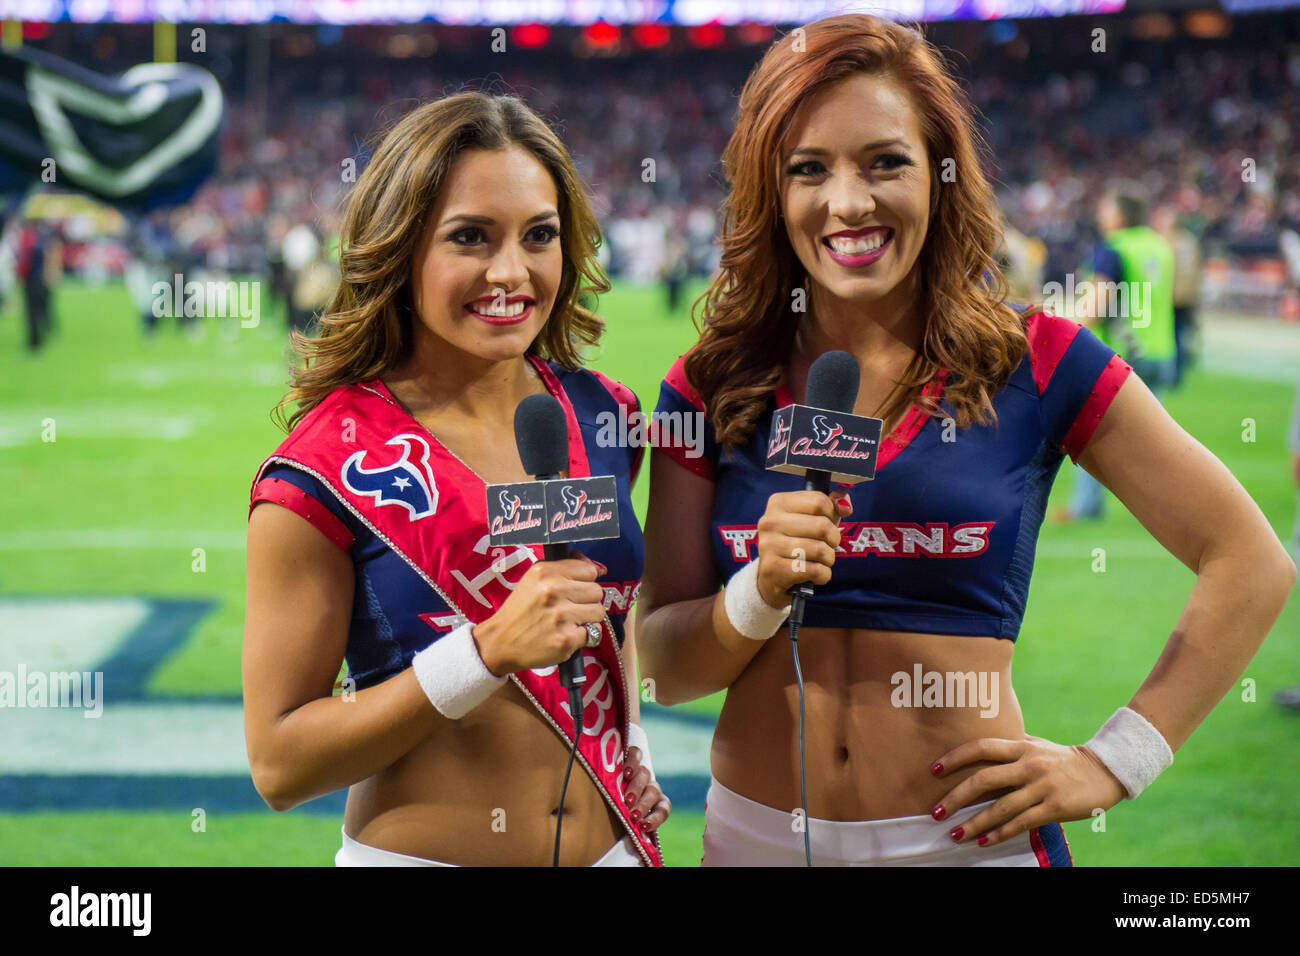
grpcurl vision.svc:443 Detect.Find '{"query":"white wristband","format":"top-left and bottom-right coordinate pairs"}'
top-left (1084, 706), bottom-right (1174, 799)
top-left (411, 621), bottom-right (507, 719)
top-left (627, 721), bottom-right (655, 781)
top-left (723, 560), bottom-right (791, 640)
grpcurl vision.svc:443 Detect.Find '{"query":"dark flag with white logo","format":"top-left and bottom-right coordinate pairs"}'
top-left (0, 46), bottom-right (223, 211)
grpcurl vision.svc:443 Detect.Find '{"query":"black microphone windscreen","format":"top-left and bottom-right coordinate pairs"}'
top-left (515, 393), bottom-right (569, 477)
top-left (804, 350), bottom-right (860, 414)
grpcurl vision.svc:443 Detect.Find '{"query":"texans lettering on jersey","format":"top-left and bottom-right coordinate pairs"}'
top-left (717, 522), bottom-right (995, 562)
top-left (654, 309), bottom-right (1132, 640)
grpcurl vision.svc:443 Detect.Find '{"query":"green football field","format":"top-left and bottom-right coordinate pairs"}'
top-left (1, 277), bottom-right (1297, 866)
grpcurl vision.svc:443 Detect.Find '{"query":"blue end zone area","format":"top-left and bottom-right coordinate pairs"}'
top-left (0, 595), bottom-right (713, 815)
top-left (88, 596), bottom-right (223, 702)
top-left (0, 773), bottom-right (712, 815)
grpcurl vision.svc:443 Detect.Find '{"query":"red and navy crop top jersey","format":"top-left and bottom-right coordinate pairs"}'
top-left (652, 309), bottom-right (1132, 640)
top-left (248, 361), bottom-right (645, 691)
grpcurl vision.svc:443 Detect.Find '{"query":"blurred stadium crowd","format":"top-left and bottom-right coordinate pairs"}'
top-left (4, 12), bottom-right (1300, 346)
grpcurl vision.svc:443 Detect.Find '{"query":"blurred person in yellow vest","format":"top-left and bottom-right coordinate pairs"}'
top-left (1057, 182), bottom-right (1175, 522)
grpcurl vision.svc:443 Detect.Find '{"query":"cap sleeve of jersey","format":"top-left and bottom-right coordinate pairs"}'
top-left (651, 352), bottom-right (719, 480)
top-left (250, 463), bottom-right (356, 555)
top-left (1026, 310), bottom-right (1133, 463)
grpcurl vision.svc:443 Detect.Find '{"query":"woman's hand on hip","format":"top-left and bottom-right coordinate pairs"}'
top-left (929, 735), bottom-right (1126, 848)
top-left (622, 745), bottom-right (670, 834)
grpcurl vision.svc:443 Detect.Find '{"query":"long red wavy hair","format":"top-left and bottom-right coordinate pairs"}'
top-left (685, 15), bottom-right (1027, 452)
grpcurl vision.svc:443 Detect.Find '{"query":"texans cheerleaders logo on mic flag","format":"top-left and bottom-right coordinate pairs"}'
top-left (561, 484), bottom-right (588, 515)
top-left (341, 433), bottom-right (440, 520)
top-left (766, 405), bottom-right (882, 484)
top-left (499, 489), bottom-right (522, 519)
top-left (811, 414), bottom-right (844, 445)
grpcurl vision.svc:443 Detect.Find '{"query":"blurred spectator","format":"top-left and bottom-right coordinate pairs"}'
top-left (1061, 182), bottom-right (1176, 523)
top-left (1274, 384), bottom-right (1300, 712)
top-left (18, 220), bottom-right (61, 353)
top-left (1153, 204), bottom-right (1203, 386)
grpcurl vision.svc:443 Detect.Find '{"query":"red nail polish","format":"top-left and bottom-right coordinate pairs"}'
top-left (949, 826), bottom-right (964, 842)
top-left (625, 793), bottom-right (634, 807)
top-left (931, 762), bottom-right (943, 776)
top-left (623, 767), bottom-right (632, 779)
top-left (630, 808), bottom-right (641, 823)
top-left (931, 805), bottom-right (946, 821)
top-left (640, 820), bottom-right (650, 832)
top-left (977, 835), bottom-right (989, 847)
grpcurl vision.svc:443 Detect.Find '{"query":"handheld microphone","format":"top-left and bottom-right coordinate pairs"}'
top-left (513, 392), bottom-right (587, 868)
top-left (787, 350), bottom-right (861, 626)
top-left (513, 393), bottom-right (588, 693)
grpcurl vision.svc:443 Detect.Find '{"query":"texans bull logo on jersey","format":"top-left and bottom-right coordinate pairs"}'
top-left (561, 484), bottom-right (588, 515)
top-left (341, 433), bottom-right (439, 520)
top-left (811, 414), bottom-right (844, 445)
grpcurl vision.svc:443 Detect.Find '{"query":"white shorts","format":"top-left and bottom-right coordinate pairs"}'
top-left (701, 776), bottom-right (1049, 867)
top-left (334, 826), bottom-right (645, 867)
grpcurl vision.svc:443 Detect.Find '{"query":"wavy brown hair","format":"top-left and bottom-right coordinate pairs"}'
top-left (272, 91), bottom-right (610, 433)
top-left (685, 15), bottom-right (1027, 452)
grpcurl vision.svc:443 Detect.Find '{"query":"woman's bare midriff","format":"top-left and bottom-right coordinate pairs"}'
top-left (343, 682), bottom-right (627, 866)
top-left (711, 626), bottom-right (1024, 821)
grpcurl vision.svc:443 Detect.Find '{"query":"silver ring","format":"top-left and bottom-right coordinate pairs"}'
top-left (585, 622), bottom-right (602, 647)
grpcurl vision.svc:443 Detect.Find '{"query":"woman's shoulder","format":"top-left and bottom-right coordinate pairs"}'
top-left (546, 359), bottom-right (642, 418)
top-left (657, 348), bottom-right (705, 413)
top-left (247, 379), bottom-right (387, 527)
top-left (1006, 302), bottom-right (1133, 461)
top-left (1014, 303), bottom-right (1122, 394)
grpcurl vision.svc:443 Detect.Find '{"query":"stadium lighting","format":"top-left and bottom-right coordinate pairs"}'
top-left (513, 23), bottom-right (550, 49)
top-left (686, 22), bottom-right (725, 48)
top-left (632, 23), bottom-right (671, 49)
top-left (582, 21), bottom-right (621, 48)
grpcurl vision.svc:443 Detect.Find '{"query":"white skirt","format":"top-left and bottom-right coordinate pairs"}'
top-left (701, 776), bottom-right (1046, 866)
top-left (334, 825), bottom-right (645, 867)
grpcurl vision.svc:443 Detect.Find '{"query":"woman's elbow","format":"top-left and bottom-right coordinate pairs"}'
top-left (1250, 541), bottom-right (1297, 617)
top-left (634, 612), bottom-right (687, 706)
top-left (640, 668), bottom-right (689, 708)
top-left (247, 737), bottom-right (304, 812)
top-left (250, 765), bottom-right (295, 812)
top-left (1273, 545), bottom-right (1298, 598)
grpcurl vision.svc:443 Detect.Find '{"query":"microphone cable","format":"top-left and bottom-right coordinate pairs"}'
top-left (553, 683), bottom-right (585, 867)
top-left (788, 582), bottom-right (814, 867)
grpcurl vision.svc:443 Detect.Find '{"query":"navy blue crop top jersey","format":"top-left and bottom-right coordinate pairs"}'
top-left (652, 309), bottom-right (1133, 640)
top-left (249, 362), bottom-right (646, 691)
